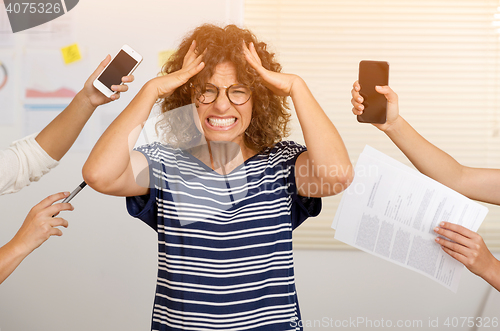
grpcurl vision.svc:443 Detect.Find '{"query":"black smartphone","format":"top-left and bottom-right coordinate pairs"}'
top-left (357, 60), bottom-right (389, 124)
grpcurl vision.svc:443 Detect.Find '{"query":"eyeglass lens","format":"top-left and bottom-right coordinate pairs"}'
top-left (198, 83), bottom-right (251, 105)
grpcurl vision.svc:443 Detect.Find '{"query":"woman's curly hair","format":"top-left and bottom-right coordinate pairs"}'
top-left (158, 24), bottom-right (290, 152)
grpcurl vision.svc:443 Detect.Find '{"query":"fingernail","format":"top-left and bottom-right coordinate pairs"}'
top-left (64, 192), bottom-right (70, 196)
top-left (433, 227), bottom-right (439, 233)
top-left (440, 222), bottom-right (445, 226)
top-left (435, 237), bottom-right (440, 242)
top-left (358, 98), bottom-right (362, 102)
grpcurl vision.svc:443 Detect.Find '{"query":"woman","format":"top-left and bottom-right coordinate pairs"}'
top-left (0, 56), bottom-right (133, 284)
top-left (83, 24), bottom-right (353, 330)
top-left (351, 81), bottom-right (500, 292)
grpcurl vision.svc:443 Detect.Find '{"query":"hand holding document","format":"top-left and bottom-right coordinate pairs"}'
top-left (332, 146), bottom-right (488, 292)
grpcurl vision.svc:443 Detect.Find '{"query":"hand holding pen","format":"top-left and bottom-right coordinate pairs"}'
top-left (52, 181), bottom-right (86, 217)
top-left (1, 191), bottom-right (75, 284)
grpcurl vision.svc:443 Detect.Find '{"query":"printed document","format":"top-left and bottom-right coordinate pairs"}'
top-left (332, 145), bottom-right (488, 292)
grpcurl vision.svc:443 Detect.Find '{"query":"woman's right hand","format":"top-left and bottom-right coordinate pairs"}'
top-left (434, 222), bottom-right (500, 282)
top-left (151, 40), bottom-right (205, 99)
top-left (11, 192), bottom-right (73, 254)
top-left (351, 81), bottom-right (401, 132)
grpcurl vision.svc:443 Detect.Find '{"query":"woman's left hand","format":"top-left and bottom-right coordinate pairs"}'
top-left (243, 42), bottom-right (297, 97)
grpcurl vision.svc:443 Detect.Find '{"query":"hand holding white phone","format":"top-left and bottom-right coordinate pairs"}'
top-left (93, 45), bottom-right (143, 98)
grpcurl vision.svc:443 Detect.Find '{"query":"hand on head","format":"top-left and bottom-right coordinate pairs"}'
top-left (153, 40), bottom-right (205, 99)
top-left (12, 192), bottom-right (73, 254)
top-left (351, 80), bottom-right (400, 131)
top-left (156, 34), bottom-right (295, 102)
top-left (242, 41), bottom-right (298, 97)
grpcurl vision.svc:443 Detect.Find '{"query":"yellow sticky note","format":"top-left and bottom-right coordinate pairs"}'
top-left (61, 44), bottom-right (82, 65)
top-left (158, 50), bottom-right (175, 68)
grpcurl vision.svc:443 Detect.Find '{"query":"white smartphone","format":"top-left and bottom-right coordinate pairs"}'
top-left (93, 45), bottom-right (143, 98)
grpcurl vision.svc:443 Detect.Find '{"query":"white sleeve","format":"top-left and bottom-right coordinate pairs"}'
top-left (0, 133), bottom-right (59, 196)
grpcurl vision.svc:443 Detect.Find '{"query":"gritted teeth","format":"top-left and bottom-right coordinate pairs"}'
top-left (208, 117), bottom-right (236, 127)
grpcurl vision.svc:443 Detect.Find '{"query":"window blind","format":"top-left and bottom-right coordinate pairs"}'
top-left (245, 0), bottom-right (500, 250)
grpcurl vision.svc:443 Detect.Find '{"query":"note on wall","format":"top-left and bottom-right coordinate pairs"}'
top-left (61, 43), bottom-right (82, 64)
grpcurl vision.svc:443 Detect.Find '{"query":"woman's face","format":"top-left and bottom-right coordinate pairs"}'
top-left (194, 62), bottom-right (253, 150)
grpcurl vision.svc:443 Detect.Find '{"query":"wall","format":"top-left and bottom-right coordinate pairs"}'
top-left (293, 250), bottom-right (499, 331)
top-left (0, 1), bottom-right (498, 330)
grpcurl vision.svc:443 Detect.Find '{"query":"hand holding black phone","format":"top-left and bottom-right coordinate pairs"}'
top-left (357, 60), bottom-right (389, 124)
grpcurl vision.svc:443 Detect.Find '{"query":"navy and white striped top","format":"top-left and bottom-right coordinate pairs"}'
top-left (127, 140), bottom-right (321, 331)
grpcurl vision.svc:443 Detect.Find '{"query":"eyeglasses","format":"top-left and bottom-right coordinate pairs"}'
top-left (195, 83), bottom-right (252, 106)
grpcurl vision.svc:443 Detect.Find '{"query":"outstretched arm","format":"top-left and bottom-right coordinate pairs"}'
top-left (434, 222), bottom-right (500, 291)
top-left (244, 42), bottom-right (353, 197)
top-left (351, 82), bottom-right (500, 205)
top-left (83, 41), bottom-right (205, 197)
top-left (0, 192), bottom-right (73, 284)
top-left (35, 55), bottom-right (134, 161)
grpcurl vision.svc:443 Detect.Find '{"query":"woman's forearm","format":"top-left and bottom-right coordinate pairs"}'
top-left (82, 83), bottom-right (158, 193)
top-left (0, 240), bottom-right (28, 285)
top-left (383, 117), bottom-right (500, 204)
top-left (35, 56), bottom-right (134, 161)
top-left (383, 116), bottom-right (471, 193)
top-left (291, 77), bottom-right (353, 190)
top-left (481, 258), bottom-right (500, 292)
top-left (35, 91), bottom-right (96, 161)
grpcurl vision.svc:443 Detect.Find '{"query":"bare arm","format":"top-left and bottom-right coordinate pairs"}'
top-left (35, 55), bottom-right (133, 161)
top-left (292, 78), bottom-right (353, 197)
top-left (434, 222), bottom-right (500, 291)
top-left (244, 42), bottom-right (353, 197)
top-left (83, 41), bottom-right (205, 197)
top-left (351, 82), bottom-right (500, 204)
top-left (0, 192), bottom-right (72, 284)
top-left (82, 84), bottom-right (157, 197)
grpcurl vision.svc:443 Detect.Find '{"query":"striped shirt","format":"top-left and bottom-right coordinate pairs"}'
top-left (127, 140), bottom-right (321, 331)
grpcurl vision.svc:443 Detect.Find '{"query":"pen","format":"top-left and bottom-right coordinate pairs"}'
top-left (62, 181), bottom-right (87, 203)
top-left (52, 181), bottom-right (86, 217)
